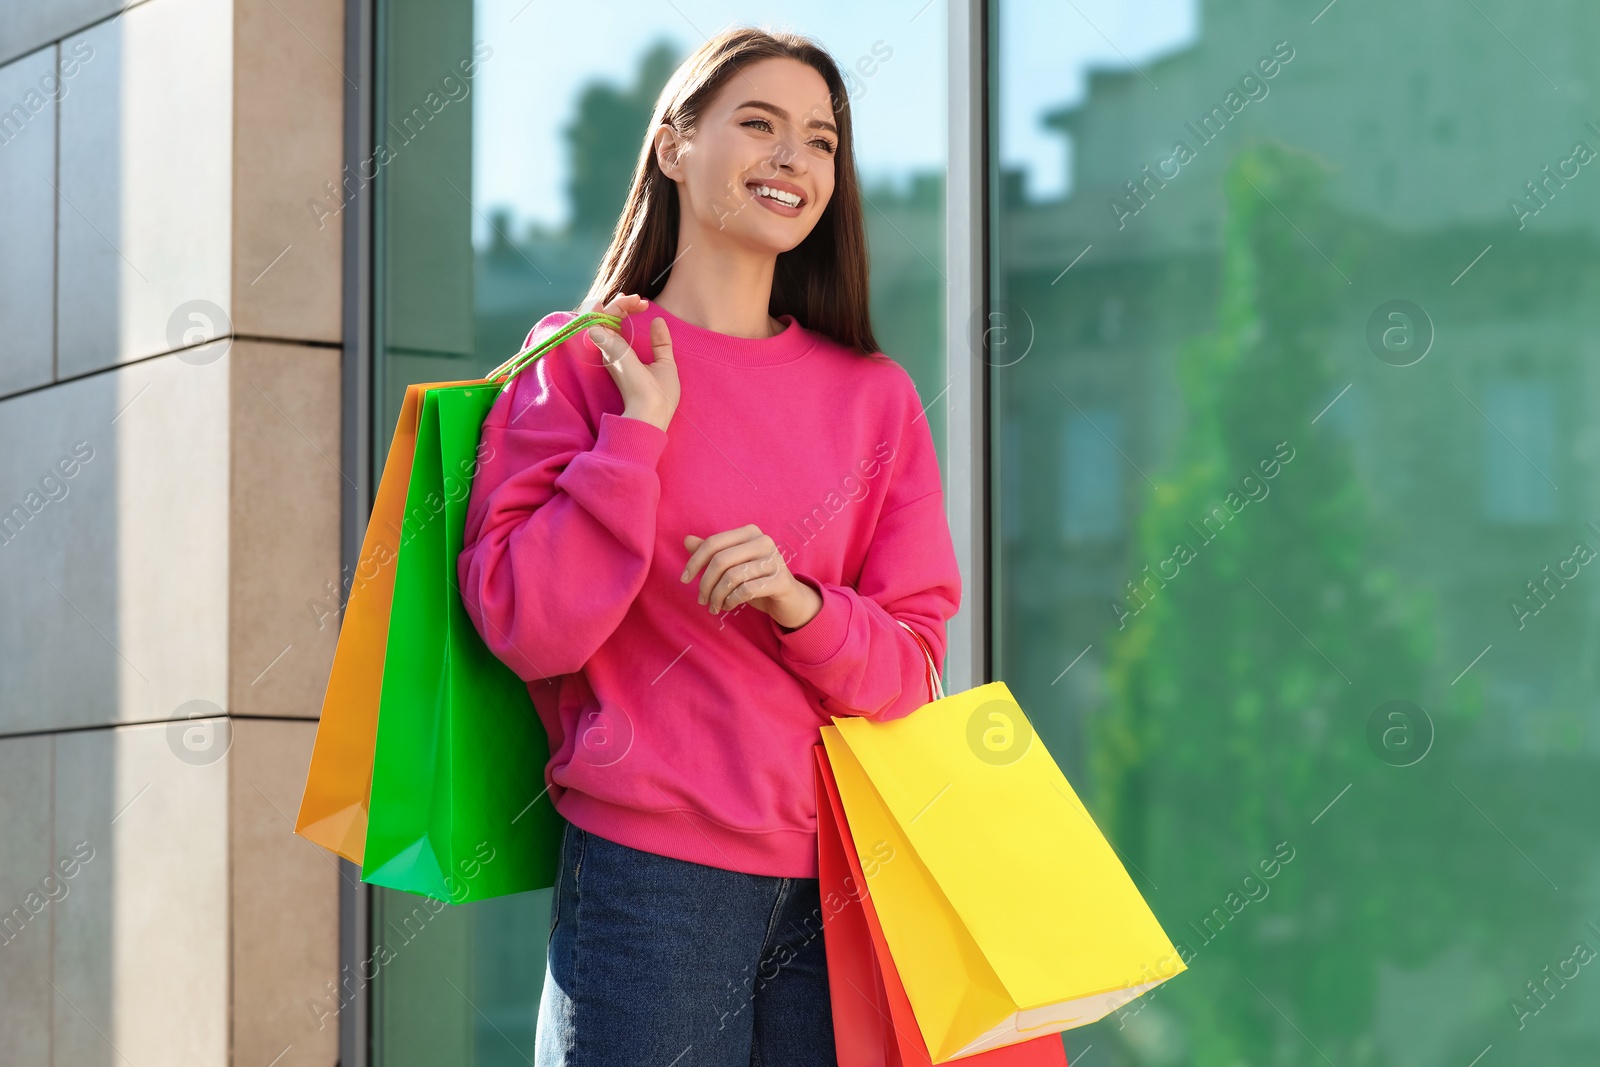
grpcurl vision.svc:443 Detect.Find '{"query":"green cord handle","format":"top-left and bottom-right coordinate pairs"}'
top-left (489, 310), bottom-right (623, 393)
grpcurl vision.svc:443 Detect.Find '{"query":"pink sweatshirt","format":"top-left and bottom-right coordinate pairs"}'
top-left (456, 302), bottom-right (962, 877)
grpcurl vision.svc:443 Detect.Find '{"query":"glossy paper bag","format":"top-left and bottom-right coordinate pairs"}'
top-left (358, 312), bottom-right (618, 902)
top-left (815, 745), bottom-right (1069, 1067)
top-left (359, 381), bottom-right (563, 903)
top-left (295, 379), bottom-right (477, 863)
top-left (298, 310), bottom-right (619, 899)
top-left (820, 682), bottom-right (1185, 1061)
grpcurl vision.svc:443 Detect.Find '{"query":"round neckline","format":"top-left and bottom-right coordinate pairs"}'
top-left (644, 302), bottom-right (815, 368)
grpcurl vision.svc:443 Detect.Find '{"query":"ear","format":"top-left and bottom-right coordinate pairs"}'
top-left (654, 123), bottom-right (686, 177)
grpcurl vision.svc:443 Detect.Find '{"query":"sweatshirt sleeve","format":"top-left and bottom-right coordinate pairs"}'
top-left (456, 313), bottom-right (669, 681)
top-left (766, 366), bottom-right (963, 722)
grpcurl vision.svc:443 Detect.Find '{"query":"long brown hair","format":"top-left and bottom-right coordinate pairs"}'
top-left (581, 26), bottom-right (882, 358)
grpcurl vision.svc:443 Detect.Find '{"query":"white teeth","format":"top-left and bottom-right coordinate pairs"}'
top-left (750, 183), bottom-right (801, 207)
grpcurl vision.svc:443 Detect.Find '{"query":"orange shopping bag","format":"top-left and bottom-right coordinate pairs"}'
top-left (294, 379), bottom-right (477, 862)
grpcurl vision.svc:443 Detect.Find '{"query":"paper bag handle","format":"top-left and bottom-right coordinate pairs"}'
top-left (488, 310), bottom-right (624, 390)
top-left (897, 619), bottom-right (945, 703)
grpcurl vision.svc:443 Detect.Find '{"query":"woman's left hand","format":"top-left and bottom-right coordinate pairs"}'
top-left (680, 525), bottom-right (822, 629)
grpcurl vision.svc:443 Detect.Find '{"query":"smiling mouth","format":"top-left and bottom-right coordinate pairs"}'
top-left (746, 181), bottom-right (805, 209)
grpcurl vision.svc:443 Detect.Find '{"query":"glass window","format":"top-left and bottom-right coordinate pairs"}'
top-left (995, 0), bottom-right (1600, 1061)
top-left (1001, 419), bottom-right (1024, 545)
top-left (1060, 408), bottom-right (1125, 543)
top-left (1481, 375), bottom-right (1559, 524)
top-left (368, 3), bottom-right (947, 1062)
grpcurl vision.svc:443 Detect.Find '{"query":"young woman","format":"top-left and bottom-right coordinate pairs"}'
top-left (456, 25), bottom-right (961, 1066)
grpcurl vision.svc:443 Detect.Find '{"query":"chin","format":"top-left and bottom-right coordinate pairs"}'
top-left (738, 221), bottom-right (811, 256)
top-left (730, 234), bottom-right (800, 257)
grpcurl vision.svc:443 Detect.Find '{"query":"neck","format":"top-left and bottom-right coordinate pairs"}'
top-left (652, 234), bottom-right (782, 339)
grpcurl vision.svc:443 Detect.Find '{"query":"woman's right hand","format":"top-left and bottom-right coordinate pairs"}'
top-left (584, 295), bottom-right (679, 433)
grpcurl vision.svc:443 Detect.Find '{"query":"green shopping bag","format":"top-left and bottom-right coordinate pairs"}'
top-left (360, 310), bottom-right (621, 904)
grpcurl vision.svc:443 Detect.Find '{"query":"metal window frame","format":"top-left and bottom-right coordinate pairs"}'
top-left (339, 0), bottom-right (375, 1061)
top-left (336, 0), bottom-right (991, 1060)
top-left (946, 0), bottom-right (992, 692)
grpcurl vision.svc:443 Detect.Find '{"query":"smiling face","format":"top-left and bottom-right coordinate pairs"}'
top-left (655, 56), bottom-right (839, 256)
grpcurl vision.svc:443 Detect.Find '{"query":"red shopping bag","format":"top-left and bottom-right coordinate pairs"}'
top-left (815, 745), bottom-right (1069, 1067)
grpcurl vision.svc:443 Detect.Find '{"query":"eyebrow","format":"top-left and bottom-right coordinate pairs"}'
top-left (735, 99), bottom-right (838, 136)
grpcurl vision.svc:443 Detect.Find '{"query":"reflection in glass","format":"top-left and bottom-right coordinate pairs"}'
top-left (996, 0), bottom-right (1600, 1062)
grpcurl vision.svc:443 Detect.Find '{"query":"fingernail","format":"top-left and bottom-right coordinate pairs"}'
top-left (587, 326), bottom-right (602, 339)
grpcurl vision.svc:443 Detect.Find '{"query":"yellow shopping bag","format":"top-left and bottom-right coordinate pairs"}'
top-left (820, 641), bottom-right (1185, 1063)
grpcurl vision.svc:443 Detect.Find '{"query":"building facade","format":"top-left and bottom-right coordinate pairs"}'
top-left (0, 0), bottom-right (344, 1063)
top-left (4, 0), bottom-right (1600, 1064)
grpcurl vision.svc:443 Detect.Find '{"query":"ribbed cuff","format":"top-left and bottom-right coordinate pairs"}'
top-left (594, 410), bottom-right (669, 468)
top-left (773, 572), bottom-right (851, 664)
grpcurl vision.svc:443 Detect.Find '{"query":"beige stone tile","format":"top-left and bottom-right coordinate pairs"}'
top-left (230, 341), bottom-right (341, 717)
top-left (53, 720), bottom-right (230, 1065)
top-left (231, 718), bottom-right (341, 1065)
top-left (0, 734), bottom-right (53, 1067)
top-left (231, 0), bottom-right (343, 344)
top-left (57, 0), bottom-right (233, 377)
top-left (0, 350), bottom-right (229, 735)
top-left (0, 340), bottom-right (339, 732)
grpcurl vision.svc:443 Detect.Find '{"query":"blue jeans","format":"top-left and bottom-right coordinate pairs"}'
top-left (535, 821), bottom-right (839, 1066)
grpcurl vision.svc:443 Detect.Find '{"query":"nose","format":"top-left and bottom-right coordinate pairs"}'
top-left (774, 142), bottom-right (806, 176)
top-left (765, 130), bottom-right (806, 172)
